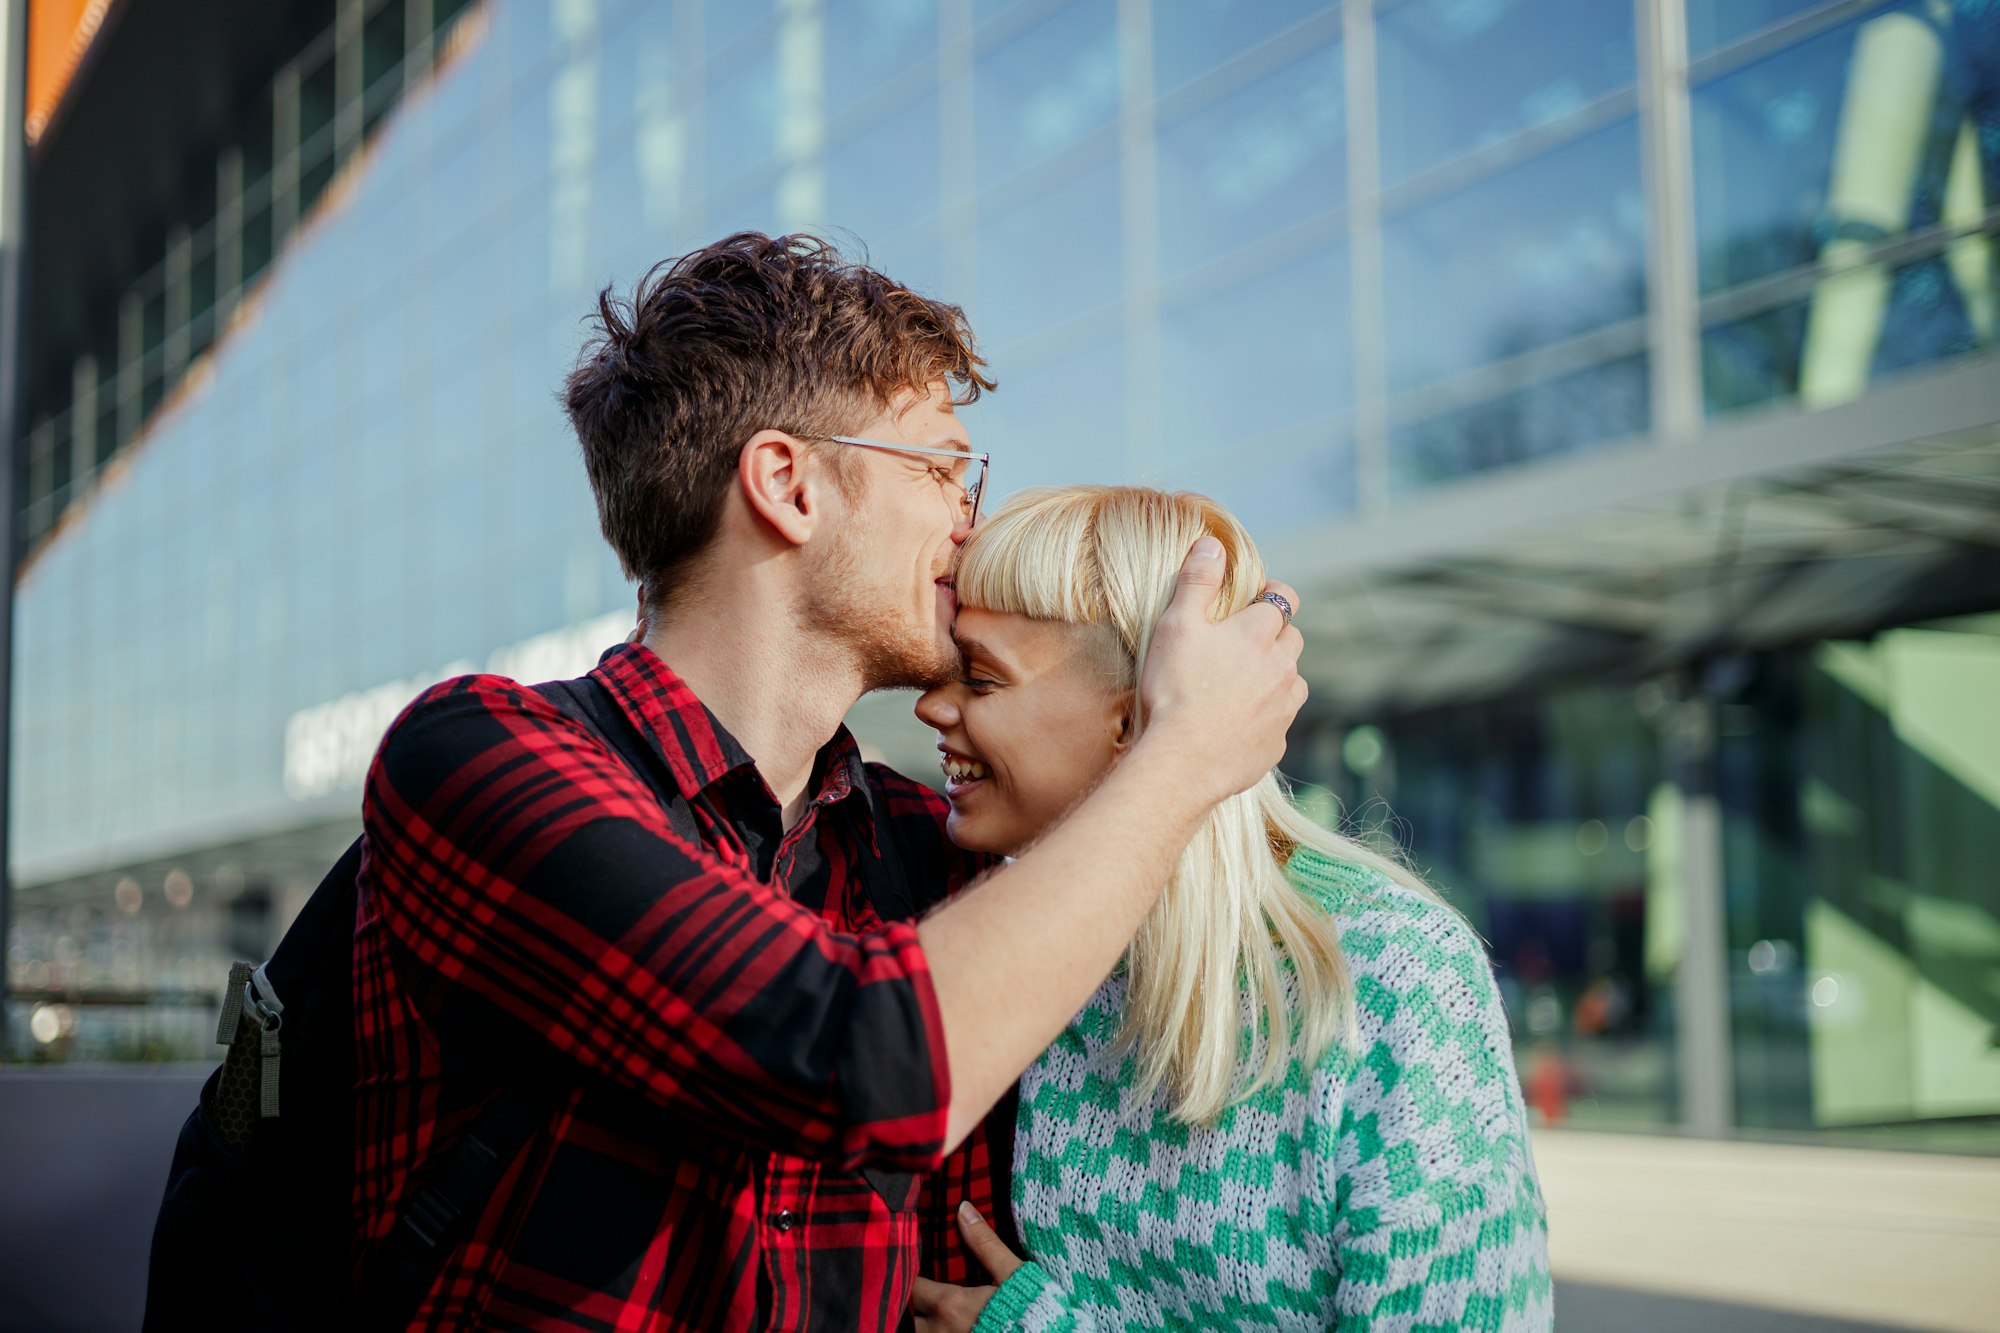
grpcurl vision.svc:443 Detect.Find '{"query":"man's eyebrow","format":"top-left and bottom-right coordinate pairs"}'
top-left (929, 436), bottom-right (972, 454)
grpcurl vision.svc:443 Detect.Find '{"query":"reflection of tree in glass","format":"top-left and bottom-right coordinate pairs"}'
top-left (1800, 1), bottom-right (1997, 406)
top-left (1398, 357), bottom-right (1649, 487)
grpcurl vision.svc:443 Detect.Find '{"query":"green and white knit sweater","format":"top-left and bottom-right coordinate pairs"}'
top-left (972, 849), bottom-right (1552, 1332)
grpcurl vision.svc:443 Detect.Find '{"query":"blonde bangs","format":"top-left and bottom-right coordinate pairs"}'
top-left (952, 486), bottom-right (1115, 631)
top-left (954, 486), bottom-right (1266, 667)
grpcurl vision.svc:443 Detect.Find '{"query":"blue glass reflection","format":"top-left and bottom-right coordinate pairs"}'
top-left (967, 334), bottom-right (1130, 492)
top-left (1383, 120), bottom-right (1647, 390)
top-left (708, 0), bottom-right (778, 58)
top-left (821, 95), bottom-right (943, 249)
top-left (707, 44), bottom-right (781, 197)
top-left (1692, 2), bottom-right (2000, 294)
top-left (975, 0), bottom-right (1120, 185)
top-left (1173, 432), bottom-right (1358, 544)
top-left (424, 139), bottom-right (483, 257)
top-left (1687, 0), bottom-right (1836, 56)
top-left (824, 0), bottom-right (937, 116)
top-left (1152, 0), bottom-right (1334, 92)
top-left (976, 158), bottom-right (1122, 350)
top-left (1156, 42), bottom-right (1345, 276)
top-left (1376, 0), bottom-right (1635, 183)
top-left (1159, 248), bottom-right (1351, 469)
top-left (1392, 356), bottom-right (1649, 489)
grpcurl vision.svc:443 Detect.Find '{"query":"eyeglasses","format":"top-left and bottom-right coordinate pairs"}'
top-left (825, 435), bottom-right (991, 525)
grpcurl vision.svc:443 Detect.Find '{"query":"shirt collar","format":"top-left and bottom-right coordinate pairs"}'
top-left (590, 642), bottom-right (874, 821)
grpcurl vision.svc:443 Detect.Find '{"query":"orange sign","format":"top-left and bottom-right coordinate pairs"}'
top-left (27, 0), bottom-right (114, 145)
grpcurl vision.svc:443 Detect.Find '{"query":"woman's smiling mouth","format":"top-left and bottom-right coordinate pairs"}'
top-left (939, 747), bottom-right (990, 794)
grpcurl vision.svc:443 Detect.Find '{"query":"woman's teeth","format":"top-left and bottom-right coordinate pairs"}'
top-left (942, 754), bottom-right (990, 784)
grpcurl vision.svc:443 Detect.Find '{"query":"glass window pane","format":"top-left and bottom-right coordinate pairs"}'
top-left (1152, 0), bottom-right (1333, 92)
top-left (821, 95), bottom-right (942, 247)
top-left (1376, 0), bottom-right (1636, 184)
top-left (967, 333), bottom-right (1129, 493)
top-left (1175, 432), bottom-right (1358, 544)
top-left (1324, 687), bottom-right (1680, 1133)
top-left (708, 43), bottom-right (782, 197)
top-left (1687, 0), bottom-right (1835, 56)
top-left (1692, 3), bottom-right (2000, 295)
top-left (1722, 622), bottom-right (2000, 1147)
top-left (1383, 120), bottom-right (1648, 391)
top-left (241, 199), bottom-right (274, 289)
top-left (190, 238), bottom-right (217, 329)
top-left (824, 0), bottom-right (937, 117)
top-left (976, 159), bottom-right (1122, 350)
top-left (1156, 41), bottom-right (1345, 276)
top-left (1392, 356), bottom-right (1649, 491)
top-left (300, 50), bottom-right (337, 152)
top-left (364, 0), bottom-right (408, 98)
top-left (975, 0), bottom-right (1120, 186)
top-left (709, 0), bottom-right (778, 58)
top-left (1159, 248), bottom-right (1351, 471)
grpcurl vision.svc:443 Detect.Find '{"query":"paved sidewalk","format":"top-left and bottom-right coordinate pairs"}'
top-left (1533, 1130), bottom-right (2000, 1332)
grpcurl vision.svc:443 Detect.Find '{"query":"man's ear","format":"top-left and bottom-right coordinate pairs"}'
top-left (738, 430), bottom-right (821, 548)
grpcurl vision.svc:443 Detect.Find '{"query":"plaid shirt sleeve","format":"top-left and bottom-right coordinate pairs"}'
top-left (864, 764), bottom-right (1023, 1284)
top-left (361, 673), bottom-right (951, 1174)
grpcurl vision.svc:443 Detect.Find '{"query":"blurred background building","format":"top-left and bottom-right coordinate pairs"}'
top-left (5, 0), bottom-right (1998, 1177)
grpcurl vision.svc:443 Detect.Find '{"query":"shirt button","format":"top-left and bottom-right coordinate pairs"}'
top-left (772, 1210), bottom-right (797, 1233)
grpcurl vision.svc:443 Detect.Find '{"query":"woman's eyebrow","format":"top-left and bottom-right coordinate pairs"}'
top-left (951, 633), bottom-right (1005, 667)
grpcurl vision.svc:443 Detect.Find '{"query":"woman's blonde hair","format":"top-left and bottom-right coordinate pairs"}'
top-left (955, 485), bottom-right (1446, 1124)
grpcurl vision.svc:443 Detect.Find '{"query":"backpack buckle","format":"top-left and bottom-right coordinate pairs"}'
top-left (399, 1186), bottom-right (461, 1252)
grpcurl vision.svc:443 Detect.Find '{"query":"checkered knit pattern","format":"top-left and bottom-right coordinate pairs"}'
top-left (973, 849), bottom-right (1552, 1332)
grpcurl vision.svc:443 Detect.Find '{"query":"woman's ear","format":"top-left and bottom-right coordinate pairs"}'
top-left (1110, 687), bottom-right (1138, 753)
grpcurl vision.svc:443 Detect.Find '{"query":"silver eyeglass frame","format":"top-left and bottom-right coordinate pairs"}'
top-left (826, 435), bottom-right (991, 524)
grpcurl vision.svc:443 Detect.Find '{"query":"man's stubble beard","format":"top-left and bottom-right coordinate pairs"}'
top-left (799, 519), bottom-right (957, 693)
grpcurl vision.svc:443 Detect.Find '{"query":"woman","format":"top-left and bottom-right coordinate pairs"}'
top-left (909, 487), bottom-right (1551, 1332)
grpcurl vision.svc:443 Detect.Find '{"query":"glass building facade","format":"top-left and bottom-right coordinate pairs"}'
top-left (8, 0), bottom-right (2000, 1151)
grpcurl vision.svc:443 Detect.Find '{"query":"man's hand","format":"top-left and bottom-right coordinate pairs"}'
top-left (911, 1202), bottom-right (1023, 1333)
top-left (1136, 535), bottom-right (1306, 804)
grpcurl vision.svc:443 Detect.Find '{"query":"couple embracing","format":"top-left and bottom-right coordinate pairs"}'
top-left (354, 232), bottom-right (1552, 1331)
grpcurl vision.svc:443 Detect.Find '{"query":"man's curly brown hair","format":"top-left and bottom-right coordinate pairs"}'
top-left (563, 232), bottom-right (995, 614)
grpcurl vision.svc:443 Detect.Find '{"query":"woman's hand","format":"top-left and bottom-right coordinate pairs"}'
top-left (626, 588), bottom-right (648, 645)
top-left (912, 1202), bottom-right (1025, 1333)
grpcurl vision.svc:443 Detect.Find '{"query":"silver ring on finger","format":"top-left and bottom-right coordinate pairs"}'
top-left (1256, 590), bottom-right (1294, 624)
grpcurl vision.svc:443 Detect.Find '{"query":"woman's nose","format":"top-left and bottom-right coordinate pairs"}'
top-left (914, 684), bottom-right (960, 730)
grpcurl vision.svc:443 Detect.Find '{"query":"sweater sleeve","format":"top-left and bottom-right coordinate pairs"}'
top-left (970, 1261), bottom-right (1105, 1333)
top-left (1326, 900), bottom-right (1554, 1331)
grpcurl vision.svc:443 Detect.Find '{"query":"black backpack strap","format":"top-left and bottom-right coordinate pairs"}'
top-left (359, 1089), bottom-right (554, 1331)
top-left (357, 674), bottom-right (686, 1328)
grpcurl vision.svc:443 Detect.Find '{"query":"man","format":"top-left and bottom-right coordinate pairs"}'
top-left (356, 233), bottom-right (1306, 1331)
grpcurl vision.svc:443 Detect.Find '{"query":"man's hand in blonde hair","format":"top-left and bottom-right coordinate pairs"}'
top-left (1137, 536), bottom-right (1306, 805)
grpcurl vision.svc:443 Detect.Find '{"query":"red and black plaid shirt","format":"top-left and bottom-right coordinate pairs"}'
top-left (356, 643), bottom-right (1009, 1331)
